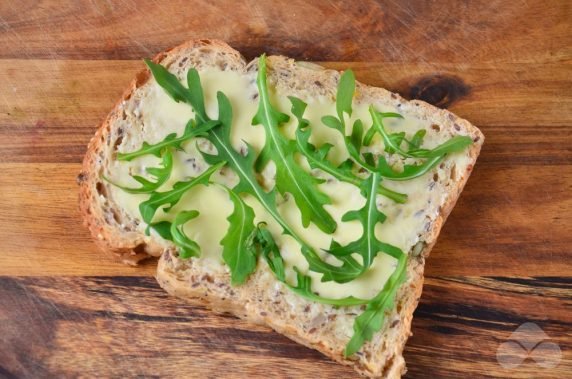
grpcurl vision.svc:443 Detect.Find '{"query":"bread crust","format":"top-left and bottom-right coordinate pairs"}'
top-left (79, 39), bottom-right (483, 377)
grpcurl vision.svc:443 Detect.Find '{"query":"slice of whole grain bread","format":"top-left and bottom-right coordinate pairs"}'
top-left (78, 39), bottom-right (483, 378)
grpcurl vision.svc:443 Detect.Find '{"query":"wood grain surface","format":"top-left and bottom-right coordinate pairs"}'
top-left (0, 1), bottom-right (571, 378)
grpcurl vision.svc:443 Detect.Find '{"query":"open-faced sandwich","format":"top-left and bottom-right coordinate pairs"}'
top-left (79, 39), bottom-right (483, 378)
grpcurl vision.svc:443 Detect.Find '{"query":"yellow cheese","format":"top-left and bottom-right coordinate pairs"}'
top-left (108, 67), bottom-right (464, 300)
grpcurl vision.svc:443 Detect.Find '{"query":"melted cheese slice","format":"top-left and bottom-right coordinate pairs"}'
top-left (108, 67), bottom-right (463, 300)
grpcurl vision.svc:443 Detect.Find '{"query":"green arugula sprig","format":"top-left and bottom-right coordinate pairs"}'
top-left (362, 112), bottom-right (407, 148)
top-left (253, 55), bottom-right (336, 234)
top-left (249, 223), bottom-right (286, 281)
top-left (328, 172), bottom-right (403, 276)
top-left (290, 96), bottom-right (407, 204)
top-left (220, 188), bottom-right (257, 285)
top-left (105, 149), bottom-right (173, 193)
top-left (115, 59), bottom-right (219, 163)
top-left (251, 221), bottom-right (408, 352)
top-left (139, 161), bottom-right (224, 224)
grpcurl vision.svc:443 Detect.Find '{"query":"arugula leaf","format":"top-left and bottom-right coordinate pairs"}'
top-left (250, 224), bottom-right (369, 306)
top-left (148, 220), bottom-right (173, 240)
top-left (201, 93), bottom-right (309, 257)
top-left (146, 213), bottom-right (201, 259)
top-left (328, 173), bottom-right (404, 274)
top-left (144, 59), bottom-right (208, 124)
top-left (185, 68), bottom-right (209, 123)
top-left (201, 92), bottom-right (280, 226)
top-left (303, 246), bottom-right (364, 284)
top-left (221, 188), bottom-right (257, 285)
top-left (408, 129), bottom-right (426, 149)
top-left (105, 149), bottom-right (173, 193)
top-left (344, 252), bottom-right (407, 357)
top-left (147, 214), bottom-right (202, 260)
top-left (363, 126), bottom-right (376, 147)
top-left (290, 97), bottom-right (407, 203)
top-left (370, 107), bottom-right (472, 159)
top-left (383, 132), bottom-right (406, 154)
top-left (171, 210), bottom-right (201, 258)
top-left (138, 161), bottom-right (225, 224)
top-left (336, 70), bottom-right (356, 123)
top-left (117, 119), bottom-right (219, 161)
top-left (322, 115), bottom-right (344, 133)
top-left (252, 55), bottom-right (336, 234)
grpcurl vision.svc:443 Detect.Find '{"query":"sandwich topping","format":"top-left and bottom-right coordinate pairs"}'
top-left (106, 55), bottom-right (472, 355)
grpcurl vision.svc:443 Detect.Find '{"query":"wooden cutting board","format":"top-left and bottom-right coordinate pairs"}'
top-left (0, 1), bottom-right (570, 378)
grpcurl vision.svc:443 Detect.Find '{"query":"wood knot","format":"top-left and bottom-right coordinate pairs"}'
top-left (409, 74), bottom-right (469, 108)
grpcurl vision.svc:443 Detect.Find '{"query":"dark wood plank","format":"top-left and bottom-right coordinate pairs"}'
top-left (0, 276), bottom-right (569, 378)
top-left (0, 60), bottom-right (570, 164)
top-left (0, 1), bottom-right (569, 63)
top-left (0, 276), bottom-right (356, 378)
